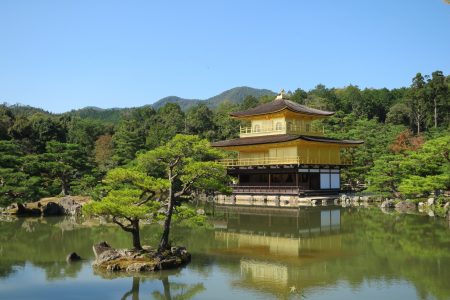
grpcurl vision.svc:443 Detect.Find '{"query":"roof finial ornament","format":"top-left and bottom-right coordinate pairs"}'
top-left (275, 89), bottom-right (285, 100)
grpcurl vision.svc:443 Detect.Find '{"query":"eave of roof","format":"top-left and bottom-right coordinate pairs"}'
top-left (230, 99), bottom-right (335, 118)
top-left (211, 134), bottom-right (364, 148)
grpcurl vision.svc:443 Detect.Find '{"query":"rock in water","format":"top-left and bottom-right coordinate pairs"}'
top-left (59, 197), bottom-right (83, 216)
top-left (93, 241), bottom-right (112, 259)
top-left (443, 202), bottom-right (450, 213)
top-left (92, 243), bottom-right (191, 273)
top-left (381, 200), bottom-right (395, 208)
top-left (66, 252), bottom-right (82, 263)
top-left (16, 203), bottom-right (41, 216)
top-left (41, 202), bottom-right (64, 216)
top-left (395, 201), bottom-right (416, 213)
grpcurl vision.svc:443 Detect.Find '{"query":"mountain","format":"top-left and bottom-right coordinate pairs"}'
top-left (151, 86), bottom-right (276, 111)
top-left (204, 86), bottom-right (276, 109)
top-left (63, 86), bottom-right (276, 123)
top-left (151, 96), bottom-right (202, 111)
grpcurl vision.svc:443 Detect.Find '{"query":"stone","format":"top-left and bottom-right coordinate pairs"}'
top-left (443, 202), bottom-right (450, 213)
top-left (59, 197), bottom-right (83, 216)
top-left (171, 246), bottom-right (187, 256)
top-left (93, 241), bottom-right (112, 259)
top-left (196, 209), bottom-right (205, 215)
top-left (418, 202), bottom-right (425, 207)
top-left (96, 249), bottom-right (122, 264)
top-left (66, 252), bottom-right (81, 263)
top-left (395, 201), bottom-right (416, 213)
top-left (351, 196), bottom-right (360, 202)
top-left (428, 210), bottom-right (435, 217)
top-left (16, 203), bottom-right (41, 216)
top-left (381, 200), bottom-right (395, 208)
top-left (427, 198), bottom-right (435, 206)
top-left (360, 196), bottom-right (370, 202)
top-left (41, 202), bottom-right (64, 216)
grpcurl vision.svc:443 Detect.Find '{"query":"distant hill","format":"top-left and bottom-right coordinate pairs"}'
top-left (50, 86), bottom-right (276, 123)
top-left (152, 86), bottom-right (276, 110)
top-left (204, 86), bottom-right (276, 109)
top-left (152, 96), bottom-right (202, 111)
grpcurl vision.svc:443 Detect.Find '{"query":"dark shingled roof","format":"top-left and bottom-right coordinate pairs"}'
top-left (230, 99), bottom-right (335, 118)
top-left (211, 134), bottom-right (364, 147)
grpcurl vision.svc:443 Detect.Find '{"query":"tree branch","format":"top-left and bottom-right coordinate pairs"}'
top-left (135, 191), bottom-right (156, 206)
top-left (112, 216), bottom-right (133, 232)
top-left (175, 174), bottom-right (202, 198)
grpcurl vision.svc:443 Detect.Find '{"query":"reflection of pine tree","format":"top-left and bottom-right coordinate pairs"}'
top-left (151, 277), bottom-right (206, 300)
top-left (121, 277), bottom-right (140, 300)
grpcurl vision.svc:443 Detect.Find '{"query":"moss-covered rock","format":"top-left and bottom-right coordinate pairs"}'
top-left (92, 242), bottom-right (190, 273)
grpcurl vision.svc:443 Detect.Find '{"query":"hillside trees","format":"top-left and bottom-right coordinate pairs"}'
top-left (0, 141), bottom-right (44, 206)
top-left (367, 134), bottom-right (450, 197)
top-left (185, 104), bottom-right (216, 139)
top-left (426, 71), bottom-right (449, 129)
top-left (40, 142), bottom-right (91, 195)
top-left (94, 134), bottom-right (115, 172)
top-left (146, 103), bottom-right (185, 149)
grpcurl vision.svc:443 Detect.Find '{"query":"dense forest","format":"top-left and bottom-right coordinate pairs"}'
top-left (0, 71), bottom-right (449, 207)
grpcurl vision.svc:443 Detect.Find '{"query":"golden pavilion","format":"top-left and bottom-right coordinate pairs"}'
top-left (211, 90), bottom-right (363, 200)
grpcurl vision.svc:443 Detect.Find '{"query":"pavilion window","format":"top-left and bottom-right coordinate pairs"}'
top-left (275, 122), bottom-right (282, 131)
top-left (253, 124), bottom-right (261, 132)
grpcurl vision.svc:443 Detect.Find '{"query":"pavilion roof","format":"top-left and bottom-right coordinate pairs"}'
top-left (211, 134), bottom-right (364, 148)
top-left (230, 98), bottom-right (335, 118)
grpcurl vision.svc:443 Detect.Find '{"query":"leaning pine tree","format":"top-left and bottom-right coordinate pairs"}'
top-left (136, 134), bottom-right (230, 252)
top-left (83, 168), bottom-right (169, 250)
top-left (83, 134), bottom-right (229, 253)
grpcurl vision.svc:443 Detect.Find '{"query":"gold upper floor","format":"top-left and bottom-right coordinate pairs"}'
top-left (240, 120), bottom-right (323, 137)
top-left (238, 111), bottom-right (325, 138)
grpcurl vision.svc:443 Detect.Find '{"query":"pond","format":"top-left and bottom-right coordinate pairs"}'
top-left (1, 205), bottom-right (450, 300)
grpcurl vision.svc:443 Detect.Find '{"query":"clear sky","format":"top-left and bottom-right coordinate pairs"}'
top-left (0, 0), bottom-right (449, 113)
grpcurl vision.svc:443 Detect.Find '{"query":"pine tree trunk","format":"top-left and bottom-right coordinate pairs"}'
top-left (158, 182), bottom-right (174, 252)
top-left (434, 97), bottom-right (437, 128)
top-left (61, 176), bottom-right (69, 196)
top-left (162, 277), bottom-right (172, 300)
top-left (131, 219), bottom-right (142, 251)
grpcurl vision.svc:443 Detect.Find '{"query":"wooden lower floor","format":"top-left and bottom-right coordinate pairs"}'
top-left (227, 165), bottom-right (341, 196)
top-left (215, 194), bottom-right (340, 207)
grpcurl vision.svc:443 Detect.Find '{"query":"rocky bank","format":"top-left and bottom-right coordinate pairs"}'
top-left (1, 196), bottom-right (90, 217)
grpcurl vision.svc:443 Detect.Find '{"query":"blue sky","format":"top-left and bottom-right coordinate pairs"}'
top-left (0, 0), bottom-right (449, 113)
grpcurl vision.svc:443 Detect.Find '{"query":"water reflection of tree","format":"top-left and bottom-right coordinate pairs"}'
top-left (118, 276), bottom-right (205, 300)
top-left (152, 277), bottom-right (205, 300)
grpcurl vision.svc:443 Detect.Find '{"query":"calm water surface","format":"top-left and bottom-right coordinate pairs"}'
top-left (1, 206), bottom-right (450, 300)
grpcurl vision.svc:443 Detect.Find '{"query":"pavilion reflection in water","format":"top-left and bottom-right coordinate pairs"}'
top-left (212, 206), bottom-right (344, 296)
